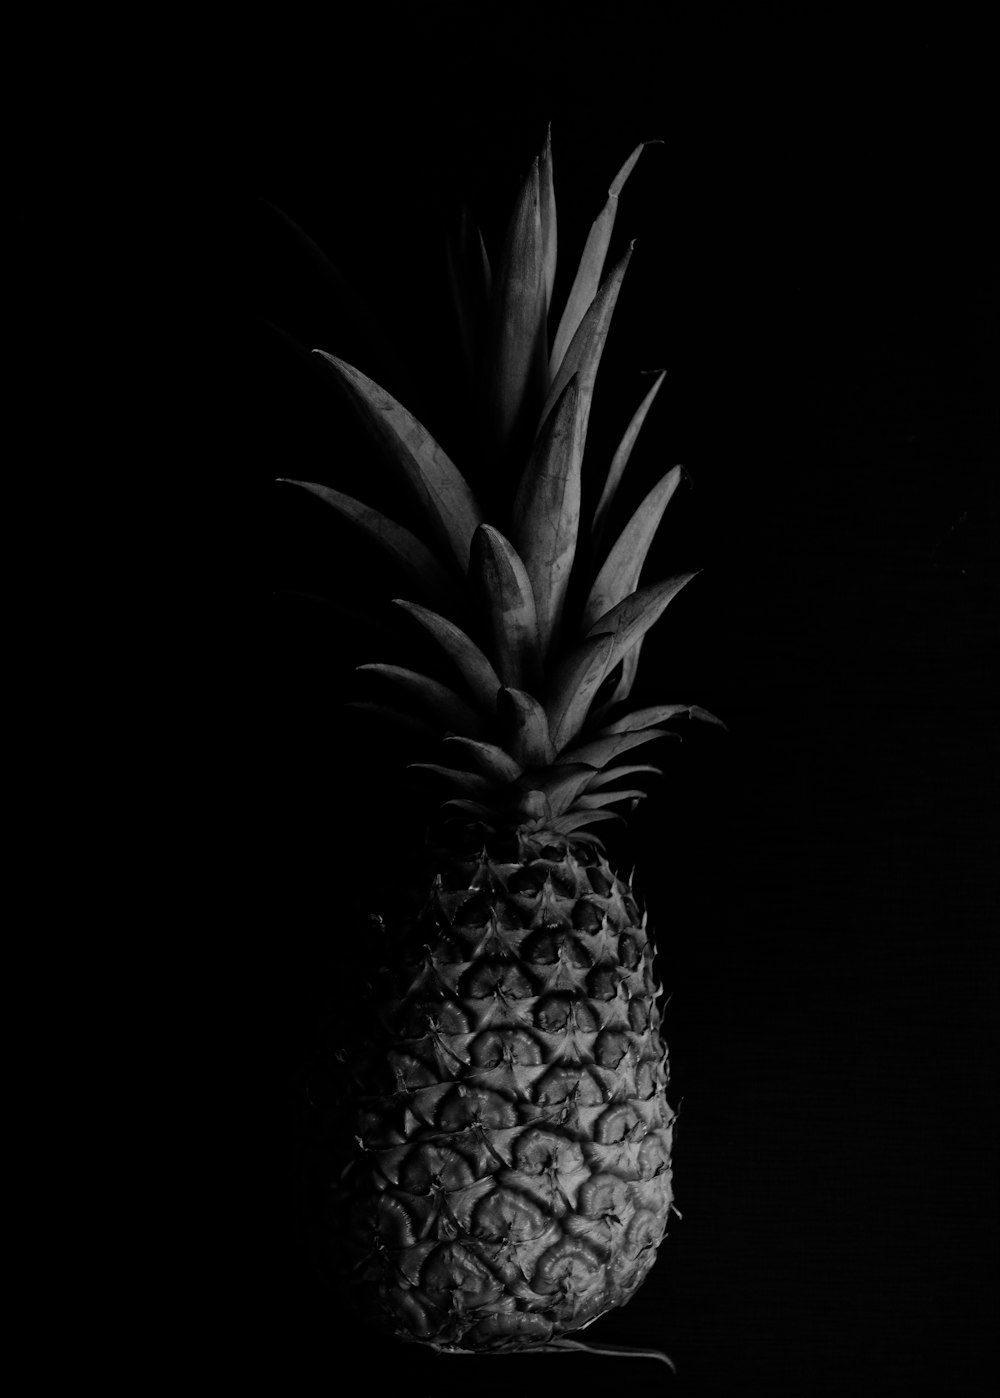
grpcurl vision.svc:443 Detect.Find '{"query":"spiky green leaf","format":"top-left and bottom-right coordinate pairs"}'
top-left (531, 763), bottom-right (600, 817)
top-left (550, 809), bottom-right (623, 835)
top-left (549, 142), bottom-right (655, 377)
top-left (358, 664), bottom-right (484, 736)
top-left (498, 688), bottom-right (556, 768)
top-left (442, 798), bottom-right (497, 822)
top-left (560, 727), bottom-right (676, 769)
top-left (574, 787), bottom-right (647, 811)
top-left (443, 736), bottom-right (523, 785)
top-left (583, 763), bottom-right (663, 791)
top-left (470, 525), bottom-right (541, 692)
top-left (545, 633), bottom-right (615, 754)
top-left (278, 480), bottom-right (456, 612)
top-left (583, 466), bottom-right (683, 630)
top-left (483, 157), bottom-right (547, 457)
top-left (542, 243), bottom-right (632, 447)
top-left (587, 572), bottom-right (698, 676)
top-left (392, 599), bottom-right (502, 715)
top-left (592, 371), bottom-right (667, 552)
top-left (314, 351), bottom-right (482, 573)
top-left (598, 703), bottom-right (725, 735)
top-left (590, 636), bottom-right (647, 724)
top-left (539, 125), bottom-right (557, 316)
top-left (510, 376), bottom-right (583, 658)
top-left (408, 764), bottom-right (495, 798)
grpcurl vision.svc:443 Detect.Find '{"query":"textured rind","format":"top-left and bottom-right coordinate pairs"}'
top-left (300, 835), bottom-right (674, 1352)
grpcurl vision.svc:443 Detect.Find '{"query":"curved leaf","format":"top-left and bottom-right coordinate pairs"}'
top-left (583, 464), bottom-right (684, 629)
top-left (539, 124), bottom-right (557, 317)
top-left (541, 243), bottom-right (633, 448)
top-left (574, 787), bottom-right (647, 811)
top-left (358, 664), bottom-right (484, 736)
top-left (498, 688), bottom-right (556, 768)
top-left (592, 634), bottom-right (654, 722)
top-left (545, 633), bottom-right (615, 754)
top-left (470, 525), bottom-right (541, 692)
top-left (442, 736), bottom-right (523, 785)
top-left (597, 703), bottom-right (723, 735)
top-left (392, 599), bottom-right (502, 715)
top-left (510, 376), bottom-right (583, 658)
top-left (277, 480), bottom-right (455, 612)
top-left (408, 764), bottom-right (495, 798)
top-left (483, 156), bottom-right (547, 457)
top-left (549, 141), bottom-right (658, 378)
top-left (530, 763), bottom-right (600, 817)
top-left (314, 351), bottom-right (483, 573)
top-left (592, 371), bottom-right (667, 552)
top-left (583, 764), bottom-right (662, 791)
top-left (550, 809), bottom-right (623, 835)
top-left (442, 798), bottom-right (496, 822)
top-left (587, 573), bottom-right (698, 677)
top-left (559, 727), bottom-right (676, 770)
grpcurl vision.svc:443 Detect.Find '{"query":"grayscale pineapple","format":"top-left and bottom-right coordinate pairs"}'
top-left (282, 130), bottom-right (719, 1355)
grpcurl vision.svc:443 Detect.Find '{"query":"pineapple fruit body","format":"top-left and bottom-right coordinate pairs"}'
top-left (303, 832), bottom-right (674, 1351)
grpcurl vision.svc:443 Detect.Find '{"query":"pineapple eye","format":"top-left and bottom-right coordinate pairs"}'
top-left (453, 889), bottom-right (494, 927)
top-left (507, 868), bottom-right (543, 896)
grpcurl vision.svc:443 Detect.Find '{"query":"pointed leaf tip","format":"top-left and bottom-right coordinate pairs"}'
top-left (484, 155), bottom-right (547, 456)
top-left (471, 525), bottom-right (540, 692)
top-left (550, 141), bottom-right (651, 378)
top-left (276, 479), bottom-right (456, 613)
top-left (313, 351), bottom-right (483, 573)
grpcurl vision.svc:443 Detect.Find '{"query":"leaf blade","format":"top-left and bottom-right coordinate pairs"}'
top-left (482, 157), bottom-right (547, 459)
top-left (583, 465), bottom-right (684, 631)
top-left (583, 763), bottom-right (663, 791)
top-left (443, 736), bottom-right (523, 785)
top-left (470, 525), bottom-right (541, 692)
top-left (314, 351), bottom-right (483, 573)
top-left (510, 376), bottom-right (583, 659)
top-left (597, 703), bottom-right (725, 735)
top-left (498, 688), bottom-right (556, 768)
top-left (539, 124), bottom-right (557, 320)
top-left (592, 371), bottom-right (668, 552)
top-left (277, 480), bottom-right (456, 612)
top-left (392, 599), bottom-right (502, 715)
top-left (408, 764), bottom-right (495, 798)
top-left (549, 141), bottom-right (656, 378)
top-left (574, 788), bottom-right (647, 810)
top-left (545, 633), bottom-right (615, 754)
top-left (560, 727), bottom-right (676, 769)
top-left (358, 664), bottom-right (484, 737)
top-left (541, 243), bottom-right (633, 448)
top-left (587, 572), bottom-right (698, 678)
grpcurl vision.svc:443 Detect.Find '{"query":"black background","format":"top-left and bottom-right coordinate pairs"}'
top-left (240, 7), bottom-right (996, 1394)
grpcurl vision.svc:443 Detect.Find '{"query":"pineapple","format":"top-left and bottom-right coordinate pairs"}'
top-left (281, 131), bottom-right (719, 1357)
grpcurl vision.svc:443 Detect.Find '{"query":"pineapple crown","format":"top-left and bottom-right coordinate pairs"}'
top-left (278, 130), bottom-right (721, 846)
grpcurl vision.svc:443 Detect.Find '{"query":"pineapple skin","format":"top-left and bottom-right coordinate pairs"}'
top-left (300, 831), bottom-right (675, 1352)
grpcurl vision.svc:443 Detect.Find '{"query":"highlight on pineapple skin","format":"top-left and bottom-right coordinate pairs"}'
top-left (281, 129), bottom-right (719, 1354)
